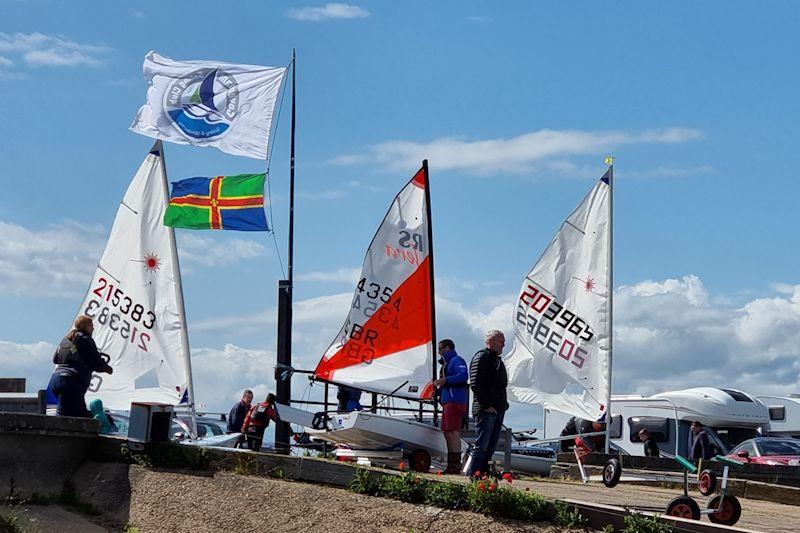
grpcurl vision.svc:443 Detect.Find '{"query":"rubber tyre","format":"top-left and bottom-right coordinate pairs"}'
top-left (602, 458), bottom-right (622, 488)
top-left (707, 495), bottom-right (742, 526)
top-left (666, 495), bottom-right (701, 520)
top-left (409, 449), bottom-right (432, 473)
top-left (698, 469), bottom-right (717, 496)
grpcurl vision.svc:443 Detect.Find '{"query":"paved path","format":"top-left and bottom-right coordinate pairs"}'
top-left (509, 476), bottom-right (793, 532)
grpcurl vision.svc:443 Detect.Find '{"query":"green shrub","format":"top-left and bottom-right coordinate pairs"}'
top-left (553, 500), bottom-right (587, 528)
top-left (623, 511), bottom-right (673, 533)
top-left (349, 469), bottom-right (378, 495)
top-left (424, 481), bottom-right (467, 509)
top-left (378, 472), bottom-right (429, 504)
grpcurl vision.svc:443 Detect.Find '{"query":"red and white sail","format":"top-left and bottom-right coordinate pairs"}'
top-left (505, 170), bottom-right (611, 421)
top-left (314, 166), bottom-right (435, 400)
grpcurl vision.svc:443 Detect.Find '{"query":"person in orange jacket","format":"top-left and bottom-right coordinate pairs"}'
top-left (241, 393), bottom-right (278, 451)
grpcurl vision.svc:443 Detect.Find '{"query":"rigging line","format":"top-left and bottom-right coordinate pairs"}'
top-left (263, 58), bottom-right (292, 280)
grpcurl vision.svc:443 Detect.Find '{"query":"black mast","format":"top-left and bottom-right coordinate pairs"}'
top-left (275, 49), bottom-right (296, 453)
top-left (422, 160), bottom-right (438, 424)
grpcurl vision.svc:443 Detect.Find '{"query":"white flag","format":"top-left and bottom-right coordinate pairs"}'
top-left (130, 51), bottom-right (287, 159)
top-left (505, 172), bottom-right (611, 421)
top-left (80, 142), bottom-right (190, 409)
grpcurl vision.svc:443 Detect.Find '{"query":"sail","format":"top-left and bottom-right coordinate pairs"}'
top-left (314, 166), bottom-right (435, 400)
top-left (79, 142), bottom-right (190, 409)
top-left (505, 171), bottom-right (611, 421)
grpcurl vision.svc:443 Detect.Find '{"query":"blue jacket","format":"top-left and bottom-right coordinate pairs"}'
top-left (439, 350), bottom-right (468, 405)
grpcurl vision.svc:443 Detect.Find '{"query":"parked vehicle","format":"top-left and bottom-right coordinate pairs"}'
top-left (544, 388), bottom-right (769, 458)
top-left (726, 437), bottom-right (800, 466)
top-left (757, 394), bottom-right (800, 438)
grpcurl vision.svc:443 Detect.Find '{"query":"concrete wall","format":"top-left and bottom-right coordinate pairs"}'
top-left (0, 413), bottom-right (99, 498)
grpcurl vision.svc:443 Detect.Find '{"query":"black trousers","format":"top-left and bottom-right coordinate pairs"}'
top-left (49, 369), bottom-right (89, 417)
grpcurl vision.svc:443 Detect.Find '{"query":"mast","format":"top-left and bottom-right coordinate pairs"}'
top-left (275, 49), bottom-right (296, 452)
top-left (156, 139), bottom-right (198, 437)
top-left (604, 156), bottom-right (614, 453)
top-left (422, 160), bottom-right (438, 423)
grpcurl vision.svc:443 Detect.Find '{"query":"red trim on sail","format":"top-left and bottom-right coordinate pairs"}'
top-left (314, 257), bottom-right (433, 380)
top-left (420, 381), bottom-right (435, 400)
top-left (411, 168), bottom-right (426, 189)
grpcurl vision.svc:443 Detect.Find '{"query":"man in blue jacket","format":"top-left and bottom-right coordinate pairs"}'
top-left (434, 338), bottom-right (468, 474)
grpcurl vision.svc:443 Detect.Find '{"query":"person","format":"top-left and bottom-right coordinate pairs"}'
top-left (689, 420), bottom-right (714, 461)
top-left (433, 339), bottom-right (468, 474)
top-left (89, 398), bottom-right (115, 435)
top-left (227, 389), bottom-right (253, 434)
top-left (576, 418), bottom-right (606, 453)
top-left (336, 385), bottom-right (363, 412)
top-left (559, 416), bottom-right (579, 453)
top-left (638, 428), bottom-right (660, 458)
top-left (468, 330), bottom-right (509, 476)
top-left (241, 393), bottom-right (278, 451)
top-left (48, 315), bottom-right (113, 417)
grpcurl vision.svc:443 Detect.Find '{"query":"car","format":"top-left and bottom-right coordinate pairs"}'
top-left (726, 437), bottom-right (800, 466)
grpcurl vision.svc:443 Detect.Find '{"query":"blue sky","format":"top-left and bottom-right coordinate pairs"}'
top-left (2, 1), bottom-right (799, 430)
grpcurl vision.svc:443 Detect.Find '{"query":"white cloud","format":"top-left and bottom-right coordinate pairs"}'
top-left (177, 233), bottom-right (267, 268)
top-left (286, 3), bottom-right (370, 21)
top-left (297, 267), bottom-right (361, 284)
top-left (0, 219), bottom-right (106, 297)
top-left (5, 274), bottom-right (799, 420)
top-left (0, 340), bottom-right (56, 392)
top-left (297, 190), bottom-right (347, 200)
top-left (0, 219), bottom-right (267, 297)
top-left (331, 128), bottom-right (704, 175)
top-left (468, 16), bottom-right (490, 23)
top-left (0, 32), bottom-right (112, 69)
top-left (127, 8), bottom-right (145, 19)
top-left (0, 56), bottom-right (13, 67)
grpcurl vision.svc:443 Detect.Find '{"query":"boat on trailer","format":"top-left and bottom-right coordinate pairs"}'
top-left (278, 163), bottom-right (448, 471)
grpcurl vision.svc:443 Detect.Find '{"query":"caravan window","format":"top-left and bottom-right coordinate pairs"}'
top-left (769, 406), bottom-right (786, 421)
top-left (628, 417), bottom-right (670, 443)
top-left (609, 415), bottom-right (622, 439)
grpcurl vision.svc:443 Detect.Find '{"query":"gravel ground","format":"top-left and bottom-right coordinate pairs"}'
top-left (125, 467), bottom-right (582, 533)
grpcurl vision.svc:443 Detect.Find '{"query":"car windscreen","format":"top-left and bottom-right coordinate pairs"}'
top-left (759, 439), bottom-right (800, 456)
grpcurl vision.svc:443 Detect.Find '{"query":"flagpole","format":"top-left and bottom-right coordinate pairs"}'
top-left (604, 157), bottom-right (614, 453)
top-left (275, 49), bottom-right (296, 453)
top-left (422, 160), bottom-right (438, 425)
top-left (156, 140), bottom-right (198, 438)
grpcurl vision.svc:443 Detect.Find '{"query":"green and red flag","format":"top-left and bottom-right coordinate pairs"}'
top-left (164, 173), bottom-right (269, 231)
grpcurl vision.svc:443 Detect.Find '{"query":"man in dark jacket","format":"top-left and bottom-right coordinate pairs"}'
top-left (227, 389), bottom-right (253, 433)
top-left (241, 393), bottom-right (278, 451)
top-left (433, 339), bottom-right (468, 474)
top-left (468, 330), bottom-right (508, 476)
top-left (49, 315), bottom-right (113, 417)
top-left (689, 420), bottom-right (715, 462)
top-left (336, 385), bottom-right (363, 412)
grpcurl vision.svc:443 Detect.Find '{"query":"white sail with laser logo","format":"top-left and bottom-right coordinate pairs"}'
top-left (505, 170), bottom-right (611, 421)
top-left (79, 142), bottom-right (191, 409)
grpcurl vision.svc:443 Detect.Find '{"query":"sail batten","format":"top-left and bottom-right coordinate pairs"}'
top-left (505, 171), bottom-right (611, 421)
top-left (314, 167), bottom-right (435, 400)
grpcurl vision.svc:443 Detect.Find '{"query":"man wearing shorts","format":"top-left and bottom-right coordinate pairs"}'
top-left (434, 339), bottom-right (468, 474)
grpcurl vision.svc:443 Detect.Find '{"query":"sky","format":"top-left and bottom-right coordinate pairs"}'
top-left (2, 1), bottom-right (799, 435)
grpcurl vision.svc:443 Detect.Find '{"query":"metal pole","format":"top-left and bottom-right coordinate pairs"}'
top-left (155, 140), bottom-right (198, 438)
top-left (422, 160), bottom-right (438, 426)
top-left (274, 50), bottom-right (296, 453)
top-left (604, 159), bottom-right (614, 453)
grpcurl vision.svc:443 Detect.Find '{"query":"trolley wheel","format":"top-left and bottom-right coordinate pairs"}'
top-left (666, 495), bottom-right (701, 520)
top-left (409, 449), bottom-right (431, 473)
top-left (707, 494), bottom-right (742, 526)
top-left (602, 458), bottom-right (622, 488)
top-left (698, 469), bottom-right (717, 496)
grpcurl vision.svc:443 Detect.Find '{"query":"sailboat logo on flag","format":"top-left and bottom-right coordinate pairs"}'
top-left (164, 68), bottom-right (239, 140)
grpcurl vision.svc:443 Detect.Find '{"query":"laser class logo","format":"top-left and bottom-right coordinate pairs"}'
top-left (164, 68), bottom-right (240, 140)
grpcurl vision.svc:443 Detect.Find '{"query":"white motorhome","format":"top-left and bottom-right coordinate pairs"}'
top-left (544, 387), bottom-right (769, 457)
top-left (757, 394), bottom-right (800, 438)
